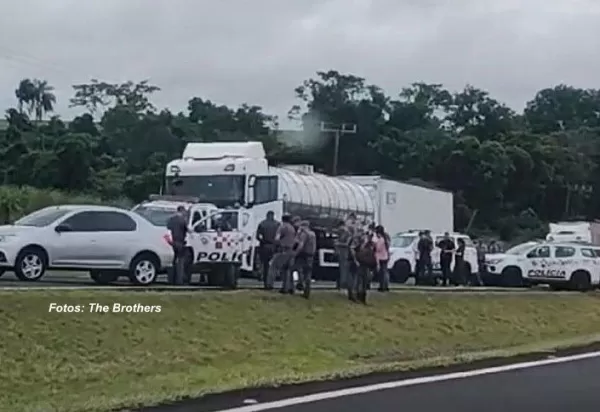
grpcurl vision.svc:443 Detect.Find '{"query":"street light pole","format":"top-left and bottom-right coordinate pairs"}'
top-left (320, 122), bottom-right (357, 175)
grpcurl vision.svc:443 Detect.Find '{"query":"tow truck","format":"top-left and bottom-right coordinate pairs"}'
top-left (132, 195), bottom-right (259, 288)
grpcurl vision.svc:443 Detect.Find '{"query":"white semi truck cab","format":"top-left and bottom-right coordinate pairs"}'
top-left (164, 142), bottom-right (375, 280)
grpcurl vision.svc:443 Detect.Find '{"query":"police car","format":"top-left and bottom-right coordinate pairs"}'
top-left (484, 240), bottom-right (541, 287)
top-left (387, 231), bottom-right (479, 283)
top-left (487, 241), bottom-right (600, 291)
top-left (132, 195), bottom-right (256, 288)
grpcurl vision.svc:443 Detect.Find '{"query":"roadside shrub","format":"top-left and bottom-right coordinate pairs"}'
top-left (0, 185), bottom-right (132, 223)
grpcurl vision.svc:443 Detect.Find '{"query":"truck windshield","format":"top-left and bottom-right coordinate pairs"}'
top-left (165, 175), bottom-right (244, 207)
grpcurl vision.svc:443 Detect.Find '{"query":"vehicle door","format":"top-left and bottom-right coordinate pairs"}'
top-left (189, 210), bottom-right (242, 264)
top-left (575, 247), bottom-right (600, 284)
top-left (88, 211), bottom-right (139, 268)
top-left (49, 211), bottom-right (101, 267)
top-left (238, 209), bottom-right (255, 272)
top-left (522, 245), bottom-right (552, 279)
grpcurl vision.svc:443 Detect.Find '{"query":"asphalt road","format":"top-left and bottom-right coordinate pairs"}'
top-left (0, 270), bottom-right (557, 292)
top-left (223, 353), bottom-right (600, 412)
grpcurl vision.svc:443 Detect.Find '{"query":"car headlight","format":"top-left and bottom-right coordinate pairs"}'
top-left (0, 234), bottom-right (17, 242)
top-left (486, 258), bottom-right (503, 265)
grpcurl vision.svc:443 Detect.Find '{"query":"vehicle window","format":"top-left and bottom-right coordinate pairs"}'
top-left (210, 211), bottom-right (238, 231)
top-left (594, 249), bottom-right (600, 258)
top-left (527, 246), bottom-right (550, 258)
top-left (15, 208), bottom-right (71, 227)
top-left (62, 212), bottom-right (98, 231)
top-left (133, 206), bottom-right (176, 227)
top-left (554, 246), bottom-right (575, 258)
top-left (581, 248), bottom-right (595, 258)
top-left (391, 235), bottom-right (417, 248)
top-left (99, 212), bottom-right (137, 231)
top-left (254, 176), bottom-right (278, 204)
top-left (62, 211), bottom-right (136, 232)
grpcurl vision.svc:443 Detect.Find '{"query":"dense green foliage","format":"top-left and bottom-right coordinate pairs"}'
top-left (2, 71), bottom-right (599, 239)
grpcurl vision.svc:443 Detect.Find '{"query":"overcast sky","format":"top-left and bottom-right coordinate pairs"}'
top-left (2, 0), bottom-right (600, 127)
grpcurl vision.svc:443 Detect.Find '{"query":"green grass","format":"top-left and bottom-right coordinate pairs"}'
top-left (1, 290), bottom-right (600, 412)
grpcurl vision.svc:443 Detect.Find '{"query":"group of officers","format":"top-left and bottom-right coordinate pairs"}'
top-left (257, 211), bottom-right (390, 303)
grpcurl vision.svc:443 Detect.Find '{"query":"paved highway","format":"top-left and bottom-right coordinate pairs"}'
top-left (209, 352), bottom-right (600, 412)
top-left (0, 270), bottom-right (557, 292)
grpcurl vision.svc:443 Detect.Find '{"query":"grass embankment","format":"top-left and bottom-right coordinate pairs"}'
top-left (1, 291), bottom-right (600, 412)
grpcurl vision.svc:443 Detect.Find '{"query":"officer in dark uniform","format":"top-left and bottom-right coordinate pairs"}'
top-left (166, 205), bottom-right (189, 285)
top-left (437, 232), bottom-right (455, 286)
top-left (256, 211), bottom-right (280, 289)
top-left (416, 230), bottom-right (433, 285)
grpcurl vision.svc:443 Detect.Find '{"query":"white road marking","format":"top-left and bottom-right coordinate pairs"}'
top-left (213, 350), bottom-right (600, 411)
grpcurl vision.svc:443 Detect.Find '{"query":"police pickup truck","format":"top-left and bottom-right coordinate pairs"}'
top-left (486, 241), bottom-right (600, 291)
top-left (132, 195), bottom-right (256, 288)
top-left (387, 231), bottom-right (479, 283)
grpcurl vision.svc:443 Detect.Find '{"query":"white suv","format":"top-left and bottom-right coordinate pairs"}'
top-left (0, 205), bottom-right (173, 285)
top-left (487, 241), bottom-right (600, 291)
top-left (387, 231), bottom-right (479, 283)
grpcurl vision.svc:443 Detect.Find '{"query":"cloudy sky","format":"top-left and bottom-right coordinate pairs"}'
top-left (1, 0), bottom-right (600, 127)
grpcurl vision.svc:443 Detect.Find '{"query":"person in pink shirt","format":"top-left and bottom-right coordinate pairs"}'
top-left (374, 225), bottom-right (390, 292)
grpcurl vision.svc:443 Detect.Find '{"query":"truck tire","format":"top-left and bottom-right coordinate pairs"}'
top-left (570, 270), bottom-right (592, 292)
top-left (391, 260), bottom-right (410, 284)
top-left (90, 270), bottom-right (120, 285)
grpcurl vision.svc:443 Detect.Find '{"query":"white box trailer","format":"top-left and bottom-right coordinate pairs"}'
top-left (341, 175), bottom-right (454, 235)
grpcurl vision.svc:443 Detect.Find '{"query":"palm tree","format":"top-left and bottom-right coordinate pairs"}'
top-left (31, 79), bottom-right (56, 122)
top-left (14, 79), bottom-right (35, 114)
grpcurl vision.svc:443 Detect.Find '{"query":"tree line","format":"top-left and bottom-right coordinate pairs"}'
top-left (2, 70), bottom-right (600, 240)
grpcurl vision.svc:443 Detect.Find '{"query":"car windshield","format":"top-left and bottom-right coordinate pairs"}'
top-left (133, 206), bottom-right (176, 227)
top-left (391, 235), bottom-right (417, 248)
top-left (506, 243), bottom-right (537, 255)
top-left (14, 208), bottom-right (70, 227)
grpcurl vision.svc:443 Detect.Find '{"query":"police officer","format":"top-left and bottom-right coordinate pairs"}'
top-left (335, 220), bottom-right (352, 290)
top-left (416, 230), bottom-right (433, 285)
top-left (348, 227), bottom-right (375, 304)
top-left (275, 214), bottom-right (297, 294)
top-left (453, 238), bottom-right (467, 285)
top-left (257, 211), bottom-right (280, 289)
top-left (294, 221), bottom-right (316, 299)
top-left (437, 232), bottom-right (455, 286)
top-left (166, 205), bottom-right (190, 285)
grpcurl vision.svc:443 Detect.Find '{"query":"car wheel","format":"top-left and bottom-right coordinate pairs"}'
top-left (391, 260), bottom-right (410, 284)
top-left (14, 247), bottom-right (48, 281)
top-left (501, 266), bottom-right (523, 287)
top-left (224, 265), bottom-right (239, 290)
top-left (90, 270), bottom-right (120, 285)
top-left (570, 270), bottom-right (592, 292)
top-left (128, 253), bottom-right (159, 286)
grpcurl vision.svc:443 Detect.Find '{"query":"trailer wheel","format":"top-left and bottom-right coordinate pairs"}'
top-left (391, 260), bottom-right (410, 284)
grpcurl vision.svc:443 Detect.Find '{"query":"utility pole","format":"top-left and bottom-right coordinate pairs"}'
top-left (320, 122), bottom-right (357, 175)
